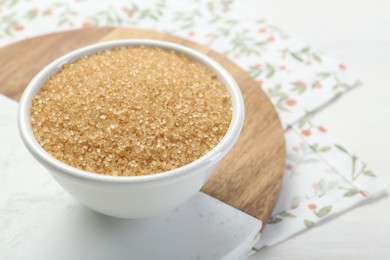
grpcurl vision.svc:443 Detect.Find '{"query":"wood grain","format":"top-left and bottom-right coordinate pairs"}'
top-left (0, 28), bottom-right (285, 224)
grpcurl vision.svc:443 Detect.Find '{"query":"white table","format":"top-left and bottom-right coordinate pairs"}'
top-left (243, 0), bottom-right (390, 259)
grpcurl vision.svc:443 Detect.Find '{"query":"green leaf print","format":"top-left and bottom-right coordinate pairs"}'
top-left (207, 1), bottom-right (215, 12)
top-left (316, 205), bottom-right (332, 218)
top-left (291, 81), bottom-right (306, 94)
top-left (290, 52), bottom-right (303, 62)
top-left (267, 84), bottom-right (290, 112)
top-left (309, 144), bottom-right (331, 153)
top-left (316, 72), bottom-right (331, 79)
top-left (265, 63), bottom-right (275, 78)
top-left (56, 5), bottom-right (78, 27)
top-left (88, 7), bottom-right (123, 26)
top-left (226, 33), bottom-right (262, 57)
top-left (280, 211), bottom-right (296, 218)
top-left (301, 47), bottom-right (310, 53)
top-left (172, 10), bottom-right (201, 29)
top-left (25, 9), bottom-right (39, 20)
top-left (344, 189), bottom-right (359, 197)
top-left (268, 216), bottom-right (283, 224)
top-left (333, 83), bottom-right (351, 91)
top-left (304, 219), bottom-right (315, 228)
top-left (291, 196), bottom-right (301, 208)
top-left (312, 53), bottom-right (322, 63)
top-left (319, 146), bottom-right (331, 153)
top-left (297, 113), bottom-right (313, 129)
top-left (364, 170), bottom-right (376, 177)
top-left (335, 144), bottom-right (350, 155)
top-left (286, 47), bottom-right (323, 64)
top-left (4, 0), bottom-right (19, 8)
top-left (335, 144), bottom-right (376, 182)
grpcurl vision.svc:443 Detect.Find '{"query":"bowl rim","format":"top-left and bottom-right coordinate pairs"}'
top-left (18, 39), bottom-right (245, 183)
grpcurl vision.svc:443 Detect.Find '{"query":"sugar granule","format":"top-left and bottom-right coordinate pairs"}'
top-left (31, 46), bottom-right (232, 176)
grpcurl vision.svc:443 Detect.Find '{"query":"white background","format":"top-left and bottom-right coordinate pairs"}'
top-left (243, 0), bottom-right (390, 259)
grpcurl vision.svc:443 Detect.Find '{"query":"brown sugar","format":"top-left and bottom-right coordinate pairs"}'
top-left (31, 46), bottom-right (232, 176)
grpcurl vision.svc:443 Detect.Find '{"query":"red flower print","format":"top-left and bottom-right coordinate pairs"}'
top-left (292, 146), bottom-right (299, 152)
top-left (312, 183), bottom-right (321, 191)
top-left (286, 99), bottom-right (296, 107)
top-left (188, 31), bottom-right (195, 36)
top-left (255, 63), bottom-right (261, 69)
top-left (318, 126), bottom-right (327, 132)
top-left (305, 60), bottom-right (312, 66)
top-left (82, 22), bottom-right (92, 28)
top-left (14, 25), bottom-right (24, 31)
top-left (285, 164), bottom-right (293, 171)
top-left (302, 129), bottom-right (311, 136)
top-left (267, 36), bottom-right (275, 42)
top-left (291, 204), bottom-right (298, 210)
top-left (339, 63), bottom-right (346, 70)
top-left (44, 9), bottom-right (52, 16)
top-left (258, 27), bottom-right (266, 33)
top-left (121, 6), bottom-right (133, 18)
top-left (308, 204), bottom-right (317, 210)
top-left (314, 82), bottom-right (323, 89)
top-left (279, 65), bottom-right (286, 70)
top-left (360, 190), bottom-right (369, 197)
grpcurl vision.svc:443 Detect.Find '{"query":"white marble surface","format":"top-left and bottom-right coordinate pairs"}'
top-left (0, 95), bottom-right (261, 260)
top-left (243, 0), bottom-right (390, 259)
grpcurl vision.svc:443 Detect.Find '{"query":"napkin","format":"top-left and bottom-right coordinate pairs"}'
top-left (253, 116), bottom-right (386, 251)
top-left (0, 0), bottom-right (386, 256)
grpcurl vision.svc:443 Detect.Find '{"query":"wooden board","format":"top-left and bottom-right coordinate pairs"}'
top-left (0, 28), bottom-right (285, 224)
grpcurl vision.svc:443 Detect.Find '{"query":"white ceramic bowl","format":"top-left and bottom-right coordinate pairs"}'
top-left (18, 39), bottom-right (245, 219)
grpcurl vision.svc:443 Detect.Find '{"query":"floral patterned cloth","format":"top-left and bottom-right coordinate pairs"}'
top-left (0, 0), bottom-right (386, 252)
